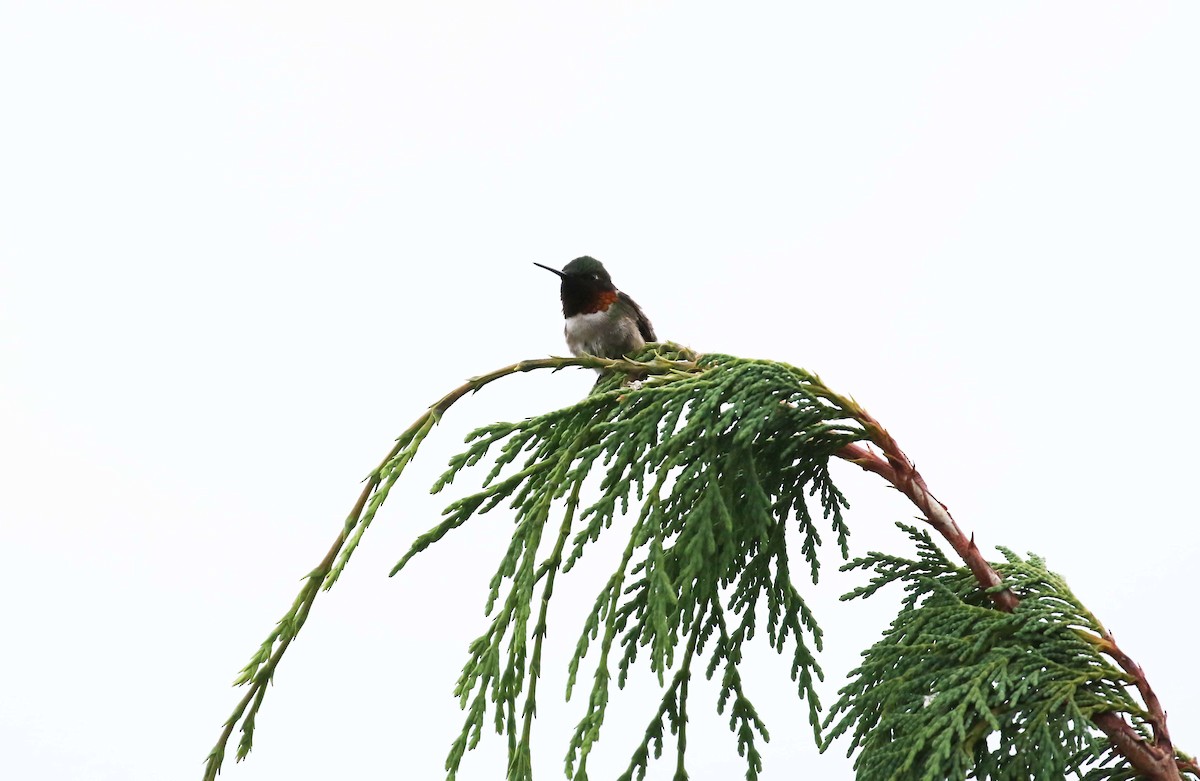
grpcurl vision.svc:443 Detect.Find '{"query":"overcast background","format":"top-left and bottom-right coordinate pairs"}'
top-left (2, 2), bottom-right (1198, 780)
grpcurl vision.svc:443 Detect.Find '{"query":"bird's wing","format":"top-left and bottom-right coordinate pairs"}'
top-left (619, 291), bottom-right (657, 342)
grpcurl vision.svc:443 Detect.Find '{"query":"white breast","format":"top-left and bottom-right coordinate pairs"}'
top-left (564, 311), bottom-right (613, 357)
top-left (563, 310), bottom-right (643, 360)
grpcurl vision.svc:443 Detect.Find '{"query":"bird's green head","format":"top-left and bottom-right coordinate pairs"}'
top-left (560, 255), bottom-right (610, 282)
top-left (533, 256), bottom-right (621, 317)
top-left (533, 256), bottom-right (616, 290)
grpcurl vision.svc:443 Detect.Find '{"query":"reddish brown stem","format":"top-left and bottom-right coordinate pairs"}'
top-left (833, 410), bottom-right (1185, 780)
top-left (1098, 633), bottom-right (1175, 756)
top-left (835, 439), bottom-right (1017, 612)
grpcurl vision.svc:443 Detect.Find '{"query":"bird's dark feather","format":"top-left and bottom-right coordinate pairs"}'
top-left (619, 291), bottom-right (656, 342)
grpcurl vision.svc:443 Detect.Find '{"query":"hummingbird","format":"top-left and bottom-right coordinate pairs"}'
top-left (534, 256), bottom-right (656, 359)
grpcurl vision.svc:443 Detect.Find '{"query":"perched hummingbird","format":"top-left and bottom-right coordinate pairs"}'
top-left (534, 256), bottom-right (656, 359)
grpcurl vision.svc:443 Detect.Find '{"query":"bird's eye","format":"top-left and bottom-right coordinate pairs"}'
top-left (592, 273), bottom-right (600, 280)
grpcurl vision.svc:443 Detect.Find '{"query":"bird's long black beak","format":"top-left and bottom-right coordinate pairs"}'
top-left (533, 262), bottom-right (564, 278)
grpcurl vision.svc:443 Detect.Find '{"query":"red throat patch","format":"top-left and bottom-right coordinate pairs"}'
top-left (580, 290), bottom-right (619, 314)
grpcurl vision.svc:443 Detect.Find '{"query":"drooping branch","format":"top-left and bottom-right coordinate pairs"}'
top-left (202, 352), bottom-right (698, 781)
top-left (204, 350), bottom-right (1191, 781)
top-left (830, 398), bottom-right (1186, 781)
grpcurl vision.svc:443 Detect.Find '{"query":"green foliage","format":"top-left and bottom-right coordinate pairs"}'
top-left (823, 523), bottom-right (1147, 781)
top-left (390, 348), bottom-right (866, 780)
top-left (205, 348), bottom-right (1192, 781)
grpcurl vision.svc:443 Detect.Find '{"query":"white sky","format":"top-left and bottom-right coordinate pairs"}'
top-left (2, 2), bottom-right (1198, 780)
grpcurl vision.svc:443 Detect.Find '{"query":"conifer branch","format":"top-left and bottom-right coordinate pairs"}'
top-left (828, 395), bottom-right (1188, 780)
top-left (203, 351), bottom-right (698, 781)
top-left (204, 349), bottom-right (1192, 781)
